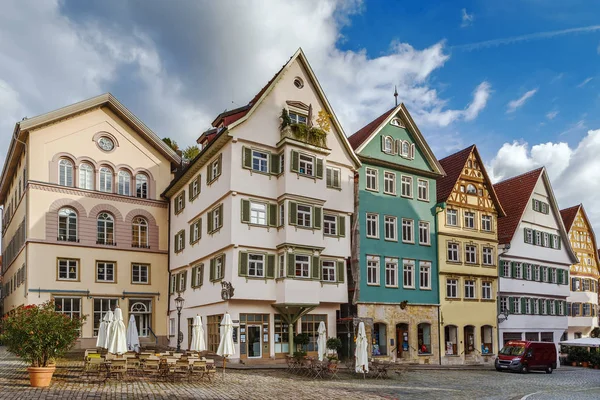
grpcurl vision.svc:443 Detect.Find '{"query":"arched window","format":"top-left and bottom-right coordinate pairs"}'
top-left (99, 167), bottom-right (113, 193)
top-left (79, 163), bottom-right (94, 190)
top-left (135, 174), bottom-right (148, 199)
top-left (418, 323), bottom-right (431, 354)
top-left (402, 141), bottom-right (410, 156)
top-left (466, 184), bottom-right (477, 194)
top-left (58, 207), bottom-right (77, 242)
top-left (58, 159), bottom-right (74, 186)
top-left (383, 136), bottom-right (393, 154)
top-left (97, 212), bottom-right (115, 245)
top-left (132, 216), bottom-right (148, 248)
top-left (118, 170), bottom-right (131, 196)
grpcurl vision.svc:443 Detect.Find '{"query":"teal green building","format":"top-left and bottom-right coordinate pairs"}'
top-left (347, 103), bottom-right (445, 364)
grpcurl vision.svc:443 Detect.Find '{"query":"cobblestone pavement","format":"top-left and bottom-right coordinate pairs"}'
top-left (1, 347), bottom-right (599, 399)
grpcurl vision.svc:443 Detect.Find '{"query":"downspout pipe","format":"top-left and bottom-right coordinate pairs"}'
top-left (434, 202), bottom-right (446, 365)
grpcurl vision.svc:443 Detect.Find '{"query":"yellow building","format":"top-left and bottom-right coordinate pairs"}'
top-left (436, 145), bottom-right (505, 365)
top-left (0, 94), bottom-right (180, 348)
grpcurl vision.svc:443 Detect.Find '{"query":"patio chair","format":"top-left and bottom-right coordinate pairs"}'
top-left (126, 358), bottom-right (141, 376)
top-left (285, 355), bottom-right (296, 373)
top-left (108, 359), bottom-right (127, 381)
top-left (326, 361), bottom-right (340, 379)
top-left (311, 360), bottom-right (326, 380)
top-left (82, 356), bottom-right (105, 380)
top-left (141, 358), bottom-right (161, 379)
top-left (204, 359), bottom-right (216, 382)
top-left (85, 349), bottom-right (98, 358)
top-left (171, 359), bottom-right (190, 382)
top-left (139, 352), bottom-right (152, 361)
top-left (189, 359), bottom-right (207, 382)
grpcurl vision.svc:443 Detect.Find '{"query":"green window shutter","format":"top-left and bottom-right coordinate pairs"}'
top-left (207, 210), bottom-right (214, 233)
top-left (181, 231), bottom-right (185, 250)
top-left (337, 261), bottom-right (345, 283)
top-left (189, 224), bottom-right (194, 244)
top-left (334, 169), bottom-right (340, 189)
top-left (381, 135), bottom-right (385, 151)
top-left (499, 263), bottom-right (504, 277)
top-left (511, 262), bottom-right (516, 278)
top-left (289, 202), bottom-right (297, 225)
top-left (557, 269), bottom-right (563, 284)
top-left (270, 153), bottom-right (279, 175)
top-left (243, 147), bottom-right (252, 169)
top-left (291, 150), bottom-right (299, 173)
top-left (266, 254), bottom-right (275, 278)
top-left (287, 254), bottom-right (295, 277)
top-left (268, 203), bottom-right (277, 227)
top-left (509, 297), bottom-right (515, 313)
top-left (238, 252), bottom-right (248, 277)
top-left (546, 299), bottom-right (551, 313)
top-left (564, 270), bottom-right (569, 285)
top-left (199, 264), bottom-right (204, 286)
top-left (338, 215), bottom-right (346, 237)
top-left (316, 158), bottom-right (324, 179)
top-left (326, 168), bottom-right (332, 187)
top-left (218, 204), bottom-right (224, 229)
top-left (520, 298), bottom-right (526, 314)
top-left (182, 271), bottom-right (188, 291)
top-left (312, 256), bottom-right (320, 280)
top-left (210, 258), bottom-right (215, 281)
top-left (557, 237), bottom-right (561, 249)
top-left (313, 206), bottom-right (322, 229)
top-left (191, 267), bottom-right (197, 287)
top-left (220, 254), bottom-right (226, 279)
top-left (188, 183), bottom-right (193, 201)
top-left (241, 199), bottom-right (250, 224)
top-left (217, 153), bottom-right (222, 178)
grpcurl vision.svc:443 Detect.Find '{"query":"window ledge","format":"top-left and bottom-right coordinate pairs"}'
top-left (418, 353), bottom-right (433, 357)
top-left (384, 238), bottom-right (399, 243)
top-left (403, 286), bottom-right (416, 290)
top-left (367, 283), bottom-right (381, 287)
top-left (326, 186), bottom-right (342, 191)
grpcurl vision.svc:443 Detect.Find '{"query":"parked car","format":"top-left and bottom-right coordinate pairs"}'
top-left (495, 340), bottom-right (557, 373)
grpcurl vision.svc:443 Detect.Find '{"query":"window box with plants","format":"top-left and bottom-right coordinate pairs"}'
top-left (280, 107), bottom-right (330, 149)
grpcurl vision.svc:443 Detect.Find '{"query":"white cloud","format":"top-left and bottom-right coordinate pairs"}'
top-left (577, 77), bottom-right (593, 88)
top-left (461, 8), bottom-right (474, 28)
top-left (464, 81), bottom-right (491, 121)
top-left (506, 89), bottom-right (538, 113)
top-left (546, 110), bottom-right (559, 120)
top-left (597, 41), bottom-right (600, 54)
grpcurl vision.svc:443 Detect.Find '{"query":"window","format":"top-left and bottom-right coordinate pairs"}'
top-left (280, 152), bottom-right (285, 174)
top-left (465, 245), bottom-right (477, 264)
top-left (99, 167), bottom-right (113, 192)
top-left (190, 218), bottom-right (201, 244)
top-left (481, 215), bottom-right (492, 231)
top-left (533, 299), bottom-right (540, 315)
top-left (132, 264), bottom-right (149, 284)
top-left (446, 279), bottom-right (458, 298)
top-left (402, 219), bottom-right (414, 243)
top-left (534, 265), bottom-right (540, 281)
top-left (174, 230), bottom-right (185, 253)
top-left (403, 259), bottom-right (415, 288)
top-left (79, 163), bottom-right (93, 190)
top-left (174, 192), bottom-right (185, 214)
top-left (401, 176), bottom-right (413, 197)
top-left (383, 136), bottom-right (394, 153)
top-left (212, 205), bottom-right (222, 231)
top-left (132, 216), bottom-right (148, 248)
top-left (464, 280), bottom-right (475, 299)
top-left (525, 298), bottom-right (531, 314)
top-left (366, 213), bottom-right (379, 238)
top-left (248, 254), bottom-right (265, 278)
top-left (250, 202), bottom-right (267, 225)
top-left (385, 258), bottom-right (398, 287)
top-left (136, 174), bottom-right (148, 198)
top-left (417, 179), bottom-right (429, 201)
top-left (482, 282), bottom-right (492, 299)
top-left (326, 167), bottom-right (341, 189)
top-left (418, 323), bottom-right (431, 353)
top-left (384, 172), bottom-right (396, 194)
top-left (550, 268), bottom-right (557, 283)
top-left (419, 261), bottom-right (431, 289)
top-left (419, 221), bottom-right (430, 245)
top-left (209, 157), bottom-right (222, 183)
top-left (513, 297), bottom-right (521, 314)
top-left (279, 203), bottom-right (285, 227)
top-left (367, 256), bottom-right (380, 285)
top-left (365, 168), bottom-right (378, 191)
top-left (321, 260), bottom-right (336, 282)
top-left (583, 303), bottom-right (591, 316)
top-left (58, 259), bottom-right (78, 281)
top-left (514, 263), bottom-right (522, 279)
top-left (535, 231), bottom-right (542, 246)
top-left (210, 254), bottom-right (225, 281)
top-left (384, 216), bottom-right (397, 241)
top-left (189, 176), bottom-right (201, 201)
top-left (252, 150), bottom-right (269, 173)
top-left (464, 212), bottom-right (475, 229)
top-left (324, 215), bottom-right (337, 236)
top-left (297, 205), bottom-right (312, 228)
top-left (58, 159), bottom-right (74, 186)
top-left (97, 212), bottom-right (115, 245)
top-left (482, 247), bottom-right (493, 265)
top-left (58, 207), bottom-right (77, 242)
top-left (559, 301), bottom-right (565, 316)
top-left (447, 242), bottom-right (459, 262)
top-left (295, 255), bottom-right (310, 278)
top-left (300, 314), bottom-right (327, 352)
top-left (401, 141), bottom-right (409, 156)
top-left (55, 297), bottom-right (81, 321)
top-left (552, 235), bottom-right (560, 249)
top-left (500, 297), bottom-right (508, 313)
top-left (206, 314), bottom-right (224, 352)
top-left (96, 262), bottom-right (115, 282)
top-left (278, 254), bottom-right (285, 278)
top-left (289, 112), bottom-right (307, 124)
top-left (543, 232), bottom-right (550, 248)
top-left (299, 154), bottom-right (314, 176)
top-left (117, 170), bottom-right (131, 195)
top-left (466, 184), bottom-right (477, 194)
top-left (446, 209), bottom-right (458, 226)
top-left (524, 228), bottom-right (533, 244)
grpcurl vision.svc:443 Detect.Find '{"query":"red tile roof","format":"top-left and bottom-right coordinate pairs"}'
top-left (347, 107), bottom-right (395, 150)
top-left (436, 145), bottom-right (475, 203)
top-left (494, 167), bottom-right (544, 244)
top-left (560, 205), bottom-right (581, 233)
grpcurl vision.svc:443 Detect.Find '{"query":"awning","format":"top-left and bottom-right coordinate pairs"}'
top-left (559, 337), bottom-right (600, 347)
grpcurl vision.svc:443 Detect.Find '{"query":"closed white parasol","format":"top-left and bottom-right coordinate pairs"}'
top-left (355, 321), bottom-right (369, 374)
top-left (126, 315), bottom-right (140, 353)
top-left (96, 311), bottom-right (111, 349)
top-left (107, 307), bottom-right (128, 355)
top-left (190, 315), bottom-right (207, 352)
top-left (317, 321), bottom-right (327, 362)
top-left (216, 313), bottom-right (235, 374)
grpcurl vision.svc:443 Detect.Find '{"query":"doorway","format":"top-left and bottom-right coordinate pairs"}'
top-left (247, 326), bottom-right (262, 358)
top-left (129, 299), bottom-right (152, 337)
top-left (464, 326), bottom-right (475, 354)
top-left (396, 323), bottom-right (409, 358)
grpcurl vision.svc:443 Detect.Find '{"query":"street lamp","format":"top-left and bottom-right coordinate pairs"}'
top-left (175, 292), bottom-right (185, 352)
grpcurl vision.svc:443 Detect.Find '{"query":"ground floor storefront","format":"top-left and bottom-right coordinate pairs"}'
top-left (439, 323), bottom-right (496, 365)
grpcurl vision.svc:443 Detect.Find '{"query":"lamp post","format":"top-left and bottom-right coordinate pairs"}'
top-left (175, 292), bottom-right (185, 352)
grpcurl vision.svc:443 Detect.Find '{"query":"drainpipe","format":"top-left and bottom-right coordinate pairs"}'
top-left (434, 202), bottom-right (446, 365)
top-left (166, 184), bottom-right (173, 349)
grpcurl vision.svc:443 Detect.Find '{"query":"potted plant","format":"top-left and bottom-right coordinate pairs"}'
top-left (590, 351), bottom-right (600, 369)
top-left (294, 333), bottom-right (310, 353)
top-left (0, 301), bottom-right (85, 387)
top-left (581, 349), bottom-right (591, 368)
top-left (326, 337), bottom-right (342, 363)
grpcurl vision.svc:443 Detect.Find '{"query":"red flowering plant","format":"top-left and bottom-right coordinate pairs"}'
top-left (0, 301), bottom-right (85, 367)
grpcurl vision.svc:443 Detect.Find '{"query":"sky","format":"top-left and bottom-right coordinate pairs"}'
top-left (1, 0), bottom-right (599, 226)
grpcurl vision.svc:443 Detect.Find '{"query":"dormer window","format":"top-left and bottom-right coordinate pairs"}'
top-left (289, 112), bottom-right (307, 125)
top-left (466, 184), bottom-right (477, 194)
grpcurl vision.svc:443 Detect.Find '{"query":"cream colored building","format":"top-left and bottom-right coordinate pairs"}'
top-left (0, 94), bottom-right (180, 348)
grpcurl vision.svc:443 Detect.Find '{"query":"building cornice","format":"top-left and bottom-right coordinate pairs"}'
top-left (358, 155), bottom-right (444, 179)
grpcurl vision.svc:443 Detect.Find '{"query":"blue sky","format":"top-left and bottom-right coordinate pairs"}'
top-left (0, 0), bottom-right (599, 223)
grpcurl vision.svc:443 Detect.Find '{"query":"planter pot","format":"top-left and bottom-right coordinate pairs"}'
top-left (27, 366), bottom-right (56, 388)
top-left (582, 362), bottom-right (589, 368)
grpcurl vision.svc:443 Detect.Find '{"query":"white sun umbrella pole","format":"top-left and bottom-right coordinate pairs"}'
top-left (317, 321), bottom-right (327, 362)
top-left (96, 311), bottom-right (110, 349)
top-left (216, 313), bottom-right (235, 376)
top-left (355, 321), bottom-right (369, 377)
top-left (190, 315), bottom-right (207, 352)
top-left (100, 310), bottom-right (114, 349)
top-left (107, 307), bottom-right (128, 355)
top-left (127, 315), bottom-right (140, 353)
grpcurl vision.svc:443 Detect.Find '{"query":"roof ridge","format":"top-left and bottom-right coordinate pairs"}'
top-left (495, 166), bottom-right (544, 185)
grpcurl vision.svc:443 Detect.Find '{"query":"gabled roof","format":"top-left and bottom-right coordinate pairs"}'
top-left (437, 145), bottom-right (506, 216)
top-left (347, 103), bottom-right (444, 177)
top-left (560, 204), bottom-right (581, 233)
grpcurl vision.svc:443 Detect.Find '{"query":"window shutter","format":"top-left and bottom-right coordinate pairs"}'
top-left (410, 144), bottom-right (415, 159)
top-left (198, 218), bottom-right (202, 239)
top-left (242, 147), bottom-right (252, 169)
top-left (238, 252), bottom-right (248, 277)
top-left (563, 301), bottom-right (567, 316)
top-left (241, 199), bottom-right (250, 223)
top-left (312, 256), bottom-right (320, 280)
top-left (381, 135), bottom-right (385, 151)
top-left (182, 192), bottom-right (186, 210)
top-left (181, 231), bottom-right (185, 250)
top-left (220, 254), bottom-right (226, 279)
top-left (210, 258), bottom-right (215, 281)
top-left (571, 278), bottom-right (576, 291)
top-left (182, 270), bottom-right (188, 291)
top-left (291, 150), bottom-right (299, 173)
top-left (266, 255), bottom-right (275, 278)
top-left (189, 224), bottom-right (194, 244)
top-left (268, 203), bottom-right (277, 227)
top-left (217, 204), bottom-right (224, 229)
top-left (395, 139), bottom-right (401, 154)
top-left (524, 228), bottom-right (528, 243)
top-left (520, 298), bottom-right (526, 314)
top-left (337, 261), bottom-right (345, 283)
top-left (217, 153), bottom-right (222, 177)
top-left (509, 297), bottom-right (515, 313)
top-left (564, 270), bottom-right (569, 285)
top-left (557, 237), bottom-right (561, 249)
top-left (270, 153), bottom-right (279, 175)
top-left (289, 202), bottom-right (297, 225)
top-left (316, 158), bottom-right (324, 179)
top-left (333, 169), bottom-right (340, 189)
top-left (326, 168), bottom-right (332, 187)
top-left (557, 269), bottom-right (563, 284)
top-left (313, 206), bottom-right (322, 229)
top-left (287, 254), bottom-right (295, 277)
top-left (191, 267), bottom-right (197, 287)
top-left (499, 263), bottom-right (505, 277)
top-left (188, 182), bottom-right (193, 201)
top-left (338, 215), bottom-right (346, 237)
top-left (511, 262), bottom-right (516, 278)
top-left (198, 264), bottom-right (204, 286)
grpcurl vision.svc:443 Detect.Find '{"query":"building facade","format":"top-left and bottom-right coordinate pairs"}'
top-left (436, 145), bottom-right (505, 365)
top-left (347, 104), bottom-right (445, 364)
top-left (164, 49), bottom-right (360, 362)
top-left (0, 94), bottom-right (179, 348)
top-left (560, 204), bottom-right (600, 339)
top-left (494, 168), bottom-right (577, 360)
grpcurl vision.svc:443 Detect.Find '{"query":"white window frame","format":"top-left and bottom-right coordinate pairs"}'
top-left (464, 212), bottom-right (475, 229)
top-left (446, 279), bottom-right (458, 298)
top-left (99, 167), bottom-right (113, 193)
top-left (402, 259), bottom-right (415, 289)
top-left (419, 221), bottom-right (430, 245)
top-left (366, 213), bottom-right (379, 239)
top-left (419, 261), bottom-right (431, 289)
top-left (58, 258), bottom-right (78, 281)
top-left (464, 280), bottom-right (476, 299)
top-left (295, 255), bottom-right (310, 278)
top-left (481, 215), bottom-right (492, 231)
top-left (324, 214), bottom-right (338, 236)
top-left (446, 209), bottom-right (458, 226)
top-left (514, 262), bottom-right (523, 279)
top-left (117, 170), bottom-right (131, 196)
top-left (278, 254), bottom-right (285, 278)
top-left (482, 282), bottom-right (492, 299)
top-left (402, 218), bottom-right (414, 243)
top-left (248, 253), bottom-right (265, 278)
top-left (250, 201), bottom-right (267, 226)
top-left (465, 244), bottom-right (477, 264)
top-left (210, 159), bottom-right (220, 182)
top-left (383, 171), bottom-right (396, 195)
top-left (79, 163), bottom-right (94, 190)
top-left (321, 260), bottom-right (336, 282)
top-left (297, 204), bottom-right (312, 228)
top-left (482, 247), bottom-right (493, 265)
top-left (385, 257), bottom-right (398, 288)
top-left (417, 179), bottom-right (429, 201)
top-left (365, 168), bottom-right (378, 191)
top-left (447, 242), bottom-right (460, 262)
top-left (58, 159), bottom-right (74, 186)
top-left (132, 264), bottom-right (149, 284)
top-left (401, 175), bottom-right (413, 198)
top-left (384, 216), bottom-right (397, 241)
top-left (252, 150), bottom-right (269, 173)
top-left (367, 256), bottom-right (380, 286)
top-left (96, 262), bottom-right (115, 282)
top-left (299, 154), bottom-right (314, 177)
top-left (383, 136), bottom-right (394, 154)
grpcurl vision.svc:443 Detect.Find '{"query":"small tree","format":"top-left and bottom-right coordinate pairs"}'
top-left (162, 137), bottom-right (179, 152)
top-left (182, 145), bottom-right (200, 161)
top-left (0, 301), bottom-right (85, 367)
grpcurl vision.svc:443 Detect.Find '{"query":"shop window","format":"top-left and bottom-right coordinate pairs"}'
top-left (418, 323), bottom-right (431, 354)
top-left (444, 325), bottom-right (458, 355)
top-left (300, 314), bottom-right (327, 352)
top-left (481, 325), bottom-right (493, 355)
top-left (372, 323), bottom-right (387, 356)
top-left (274, 314), bottom-right (289, 354)
top-left (206, 314), bottom-right (224, 352)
